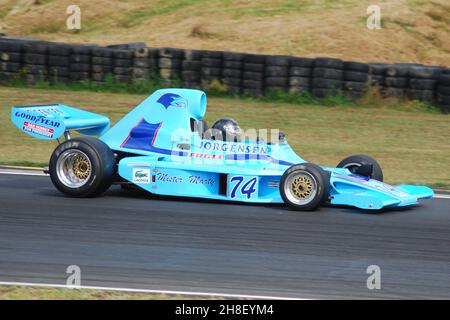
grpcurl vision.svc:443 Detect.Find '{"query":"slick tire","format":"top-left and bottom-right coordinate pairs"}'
top-left (337, 154), bottom-right (383, 181)
top-left (49, 137), bottom-right (116, 197)
top-left (280, 163), bottom-right (330, 211)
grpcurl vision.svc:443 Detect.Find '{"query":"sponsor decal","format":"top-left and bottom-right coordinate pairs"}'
top-left (156, 172), bottom-right (183, 183)
top-left (15, 111), bottom-right (61, 128)
top-left (199, 141), bottom-right (268, 155)
top-left (189, 175), bottom-right (215, 185)
top-left (157, 93), bottom-right (187, 109)
top-left (268, 180), bottom-right (279, 188)
top-left (189, 152), bottom-right (223, 160)
top-left (23, 121), bottom-right (54, 138)
top-left (133, 169), bottom-right (150, 184)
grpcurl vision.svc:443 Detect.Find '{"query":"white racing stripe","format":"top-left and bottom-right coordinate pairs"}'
top-left (0, 170), bottom-right (449, 199)
top-left (0, 281), bottom-right (301, 300)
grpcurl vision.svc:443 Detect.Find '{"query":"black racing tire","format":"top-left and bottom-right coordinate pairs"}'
top-left (437, 85), bottom-right (450, 95)
top-left (289, 66), bottom-right (312, 77)
top-left (243, 71), bottom-right (264, 81)
top-left (343, 81), bottom-right (367, 91)
top-left (265, 55), bottom-right (290, 66)
top-left (0, 52), bottom-right (21, 62)
top-left (265, 66), bottom-right (289, 77)
top-left (223, 52), bottom-right (245, 61)
top-left (223, 60), bottom-right (242, 69)
top-left (313, 68), bottom-right (343, 80)
top-left (184, 49), bottom-right (203, 60)
top-left (47, 44), bottom-right (72, 56)
top-left (182, 60), bottom-right (201, 71)
top-left (48, 55), bottom-right (70, 66)
top-left (222, 69), bottom-right (241, 78)
top-left (92, 56), bottom-right (112, 65)
top-left (385, 77), bottom-right (408, 88)
top-left (265, 77), bottom-right (288, 87)
top-left (181, 70), bottom-right (200, 81)
top-left (290, 57), bottom-right (314, 67)
top-left (369, 63), bottom-right (389, 75)
top-left (243, 63), bottom-right (265, 72)
top-left (243, 54), bottom-right (265, 64)
top-left (0, 62), bottom-right (21, 72)
top-left (289, 77), bottom-right (311, 87)
top-left (23, 42), bottom-right (48, 54)
top-left (114, 58), bottom-right (133, 68)
top-left (280, 163), bottom-right (330, 211)
top-left (92, 65), bottom-right (112, 73)
top-left (344, 61), bottom-right (370, 73)
top-left (158, 47), bottom-right (183, 59)
top-left (49, 137), bottom-right (116, 197)
top-left (72, 45), bottom-right (93, 55)
top-left (408, 66), bottom-right (442, 79)
top-left (91, 47), bottom-right (114, 57)
top-left (438, 74), bottom-right (450, 86)
top-left (386, 66), bottom-right (409, 77)
top-left (48, 66), bottom-right (69, 77)
top-left (113, 50), bottom-right (133, 59)
top-left (344, 71), bottom-right (369, 82)
top-left (314, 57), bottom-right (344, 69)
top-left (201, 67), bottom-right (221, 77)
top-left (201, 50), bottom-right (223, 59)
top-left (408, 78), bottom-right (436, 90)
top-left (337, 154), bottom-right (383, 181)
top-left (223, 77), bottom-right (241, 86)
top-left (70, 63), bottom-right (91, 72)
top-left (312, 78), bottom-right (342, 89)
top-left (201, 58), bottom-right (222, 68)
top-left (23, 53), bottom-right (46, 65)
top-left (70, 54), bottom-right (91, 64)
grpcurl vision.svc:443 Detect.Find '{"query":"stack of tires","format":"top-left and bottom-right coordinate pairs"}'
top-left (437, 69), bottom-right (450, 113)
top-left (0, 39), bottom-right (23, 83)
top-left (69, 45), bottom-right (92, 82)
top-left (264, 55), bottom-right (290, 93)
top-left (288, 57), bottom-right (314, 94)
top-left (222, 52), bottom-right (244, 95)
top-left (158, 47), bottom-right (183, 82)
top-left (406, 66), bottom-right (442, 104)
top-left (383, 65), bottom-right (409, 98)
top-left (23, 41), bottom-right (48, 83)
top-left (311, 57), bottom-right (344, 98)
top-left (47, 43), bottom-right (71, 83)
top-left (90, 47), bottom-right (113, 84)
top-left (147, 48), bottom-right (159, 80)
top-left (112, 49), bottom-right (132, 83)
top-left (181, 49), bottom-right (202, 88)
top-left (131, 47), bottom-right (151, 81)
top-left (342, 61), bottom-right (370, 100)
top-left (200, 50), bottom-right (222, 85)
top-left (368, 63), bottom-right (388, 88)
top-left (242, 54), bottom-right (265, 97)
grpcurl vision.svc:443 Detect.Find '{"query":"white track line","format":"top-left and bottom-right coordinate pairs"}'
top-left (0, 281), bottom-right (301, 300)
top-left (0, 170), bottom-right (47, 176)
top-left (1, 170), bottom-right (449, 199)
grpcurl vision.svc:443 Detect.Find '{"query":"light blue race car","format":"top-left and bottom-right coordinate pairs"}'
top-left (11, 88), bottom-right (433, 211)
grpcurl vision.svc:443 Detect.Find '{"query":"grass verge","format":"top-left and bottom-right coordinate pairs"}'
top-left (0, 85), bottom-right (449, 187)
top-left (0, 285), bottom-right (223, 300)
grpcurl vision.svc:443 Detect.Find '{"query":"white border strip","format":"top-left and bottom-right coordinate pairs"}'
top-left (0, 281), bottom-right (301, 300)
top-left (1, 170), bottom-right (449, 199)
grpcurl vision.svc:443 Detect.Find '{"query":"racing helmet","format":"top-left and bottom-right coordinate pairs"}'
top-left (211, 118), bottom-right (243, 142)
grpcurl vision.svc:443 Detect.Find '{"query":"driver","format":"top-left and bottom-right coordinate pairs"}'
top-left (209, 118), bottom-right (243, 142)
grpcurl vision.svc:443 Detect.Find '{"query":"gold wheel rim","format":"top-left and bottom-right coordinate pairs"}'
top-left (73, 154), bottom-right (91, 180)
top-left (291, 175), bottom-right (313, 199)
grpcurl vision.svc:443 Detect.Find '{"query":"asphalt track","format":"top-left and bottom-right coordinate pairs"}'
top-left (0, 172), bottom-right (449, 299)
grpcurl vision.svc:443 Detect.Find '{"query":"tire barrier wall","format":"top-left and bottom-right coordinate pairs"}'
top-left (1, 38), bottom-right (450, 112)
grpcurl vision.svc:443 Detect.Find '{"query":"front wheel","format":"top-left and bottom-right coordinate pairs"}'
top-left (280, 163), bottom-right (330, 211)
top-left (49, 137), bottom-right (116, 197)
top-left (337, 154), bottom-right (383, 181)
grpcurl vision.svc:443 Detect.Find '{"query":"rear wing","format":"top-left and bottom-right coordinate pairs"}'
top-left (11, 104), bottom-right (110, 140)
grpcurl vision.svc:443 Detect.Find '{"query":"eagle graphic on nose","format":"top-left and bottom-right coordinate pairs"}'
top-left (157, 93), bottom-right (187, 109)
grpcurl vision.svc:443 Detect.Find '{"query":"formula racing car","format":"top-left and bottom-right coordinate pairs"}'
top-left (11, 88), bottom-right (434, 211)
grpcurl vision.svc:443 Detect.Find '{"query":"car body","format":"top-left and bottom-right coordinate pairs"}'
top-left (11, 88), bottom-right (434, 210)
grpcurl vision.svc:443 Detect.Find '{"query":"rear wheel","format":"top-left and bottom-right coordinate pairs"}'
top-left (280, 163), bottom-right (330, 211)
top-left (337, 154), bottom-right (383, 181)
top-left (49, 137), bottom-right (116, 197)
